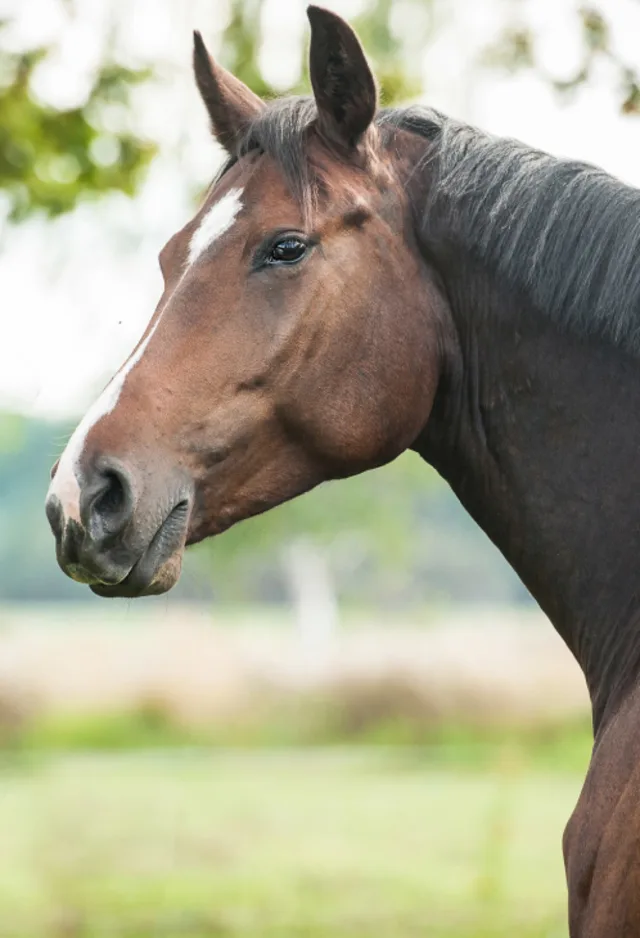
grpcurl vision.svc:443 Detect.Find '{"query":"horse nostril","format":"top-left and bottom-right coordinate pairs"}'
top-left (86, 462), bottom-right (135, 538)
top-left (94, 470), bottom-right (126, 518)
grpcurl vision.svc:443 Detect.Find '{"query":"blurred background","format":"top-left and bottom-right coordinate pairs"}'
top-left (1, 0), bottom-right (639, 935)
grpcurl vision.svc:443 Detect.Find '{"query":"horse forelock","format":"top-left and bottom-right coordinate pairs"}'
top-left (221, 96), bottom-right (391, 224)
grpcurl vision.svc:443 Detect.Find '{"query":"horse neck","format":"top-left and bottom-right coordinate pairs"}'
top-left (415, 255), bottom-right (640, 734)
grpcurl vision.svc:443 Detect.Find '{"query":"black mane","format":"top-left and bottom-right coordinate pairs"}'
top-left (234, 96), bottom-right (640, 353)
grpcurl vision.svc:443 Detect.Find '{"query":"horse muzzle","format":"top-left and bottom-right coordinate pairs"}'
top-left (45, 456), bottom-right (192, 597)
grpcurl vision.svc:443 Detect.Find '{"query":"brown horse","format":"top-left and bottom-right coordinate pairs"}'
top-left (46, 6), bottom-right (640, 934)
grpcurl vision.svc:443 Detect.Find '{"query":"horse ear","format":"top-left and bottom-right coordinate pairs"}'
top-left (193, 31), bottom-right (264, 152)
top-left (307, 5), bottom-right (377, 152)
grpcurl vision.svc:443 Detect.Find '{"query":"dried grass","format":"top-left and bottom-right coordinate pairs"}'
top-left (0, 605), bottom-right (589, 740)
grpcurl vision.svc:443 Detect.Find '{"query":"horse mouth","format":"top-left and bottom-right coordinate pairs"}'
top-left (90, 500), bottom-right (190, 598)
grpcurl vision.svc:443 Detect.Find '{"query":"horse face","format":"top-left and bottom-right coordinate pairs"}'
top-left (45, 7), bottom-right (444, 596)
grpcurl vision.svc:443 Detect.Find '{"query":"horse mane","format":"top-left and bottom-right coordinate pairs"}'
top-left (233, 96), bottom-right (640, 354)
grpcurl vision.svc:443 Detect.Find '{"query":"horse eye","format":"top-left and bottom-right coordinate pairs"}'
top-left (268, 237), bottom-right (307, 265)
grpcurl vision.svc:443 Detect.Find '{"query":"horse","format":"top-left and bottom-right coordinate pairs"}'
top-left (45, 5), bottom-right (640, 934)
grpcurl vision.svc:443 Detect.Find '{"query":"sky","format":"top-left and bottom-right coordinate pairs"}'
top-left (3, 0), bottom-right (640, 420)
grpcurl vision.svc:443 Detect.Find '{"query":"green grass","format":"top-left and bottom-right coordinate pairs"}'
top-left (0, 749), bottom-right (581, 937)
top-left (13, 696), bottom-right (594, 774)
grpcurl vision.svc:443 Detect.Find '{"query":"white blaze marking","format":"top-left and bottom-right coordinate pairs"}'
top-left (48, 186), bottom-right (244, 524)
top-left (47, 318), bottom-right (161, 522)
top-left (187, 187), bottom-right (244, 267)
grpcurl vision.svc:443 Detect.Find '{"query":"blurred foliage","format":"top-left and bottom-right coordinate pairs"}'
top-left (17, 702), bottom-right (593, 767)
top-left (221, 0), bottom-right (428, 104)
top-left (486, 5), bottom-right (640, 115)
top-left (0, 0), bottom-right (429, 229)
top-left (222, 0), bottom-right (278, 98)
top-left (352, 0), bottom-right (426, 105)
top-left (195, 447), bottom-right (531, 606)
top-left (0, 18), bottom-right (155, 222)
top-left (0, 410), bottom-right (25, 453)
top-left (205, 452), bottom-right (428, 577)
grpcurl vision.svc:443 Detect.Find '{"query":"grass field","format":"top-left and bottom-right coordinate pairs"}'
top-left (0, 748), bottom-right (583, 938)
